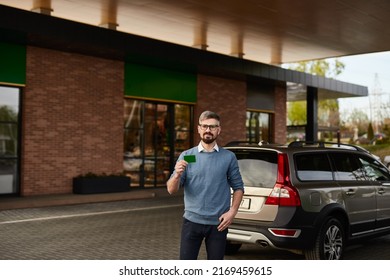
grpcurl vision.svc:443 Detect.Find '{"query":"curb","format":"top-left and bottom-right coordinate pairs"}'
top-left (0, 188), bottom-right (179, 210)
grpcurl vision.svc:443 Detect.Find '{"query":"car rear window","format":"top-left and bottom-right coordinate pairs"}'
top-left (233, 150), bottom-right (277, 188)
top-left (295, 153), bottom-right (333, 181)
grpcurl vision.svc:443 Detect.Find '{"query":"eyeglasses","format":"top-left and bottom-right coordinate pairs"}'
top-left (198, 124), bottom-right (220, 131)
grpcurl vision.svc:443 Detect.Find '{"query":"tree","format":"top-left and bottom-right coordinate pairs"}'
top-left (346, 108), bottom-right (369, 134)
top-left (0, 105), bottom-right (18, 122)
top-left (287, 101), bottom-right (306, 125)
top-left (287, 59), bottom-right (345, 77)
top-left (0, 105), bottom-right (18, 155)
top-left (367, 122), bottom-right (374, 141)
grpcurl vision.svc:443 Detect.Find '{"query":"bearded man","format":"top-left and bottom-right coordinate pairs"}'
top-left (167, 110), bottom-right (244, 260)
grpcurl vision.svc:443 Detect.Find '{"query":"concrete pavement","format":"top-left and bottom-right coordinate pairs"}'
top-left (1, 188), bottom-right (390, 260)
top-left (0, 194), bottom-right (186, 260)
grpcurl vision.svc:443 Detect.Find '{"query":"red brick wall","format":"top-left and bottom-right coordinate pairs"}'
top-left (19, 47), bottom-right (285, 195)
top-left (274, 83), bottom-right (287, 144)
top-left (196, 75), bottom-right (247, 146)
top-left (21, 47), bottom-right (124, 195)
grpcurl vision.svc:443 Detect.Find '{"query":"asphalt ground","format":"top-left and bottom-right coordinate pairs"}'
top-left (1, 191), bottom-right (390, 260)
top-left (0, 195), bottom-right (185, 260)
top-left (0, 193), bottom-right (303, 260)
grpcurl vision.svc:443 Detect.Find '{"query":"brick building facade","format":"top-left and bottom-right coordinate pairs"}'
top-left (22, 47), bottom-right (125, 195)
top-left (17, 47), bottom-right (285, 196)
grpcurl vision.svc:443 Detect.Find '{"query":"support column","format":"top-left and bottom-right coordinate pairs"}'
top-left (99, 0), bottom-right (119, 30)
top-left (306, 86), bottom-right (318, 142)
top-left (31, 0), bottom-right (52, 15)
top-left (193, 22), bottom-right (208, 50)
top-left (230, 32), bottom-right (244, 58)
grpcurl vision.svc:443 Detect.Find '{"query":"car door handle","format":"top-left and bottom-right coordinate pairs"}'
top-left (345, 189), bottom-right (355, 195)
top-left (378, 188), bottom-right (386, 195)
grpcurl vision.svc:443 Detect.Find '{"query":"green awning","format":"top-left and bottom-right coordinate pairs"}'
top-left (125, 63), bottom-right (196, 103)
top-left (0, 42), bottom-right (26, 86)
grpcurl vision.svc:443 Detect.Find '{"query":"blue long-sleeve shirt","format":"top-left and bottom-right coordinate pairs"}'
top-left (173, 144), bottom-right (244, 225)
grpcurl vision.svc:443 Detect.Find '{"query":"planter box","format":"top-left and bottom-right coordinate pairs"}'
top-left (73, 176), bottom-right (131, 194)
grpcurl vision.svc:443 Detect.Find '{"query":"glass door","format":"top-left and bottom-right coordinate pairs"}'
top-left (124, 99), bottom-right (193, 188)
top-left (143, 103), bottom-right (167, 187)
top-left (0, 86), bottom-right (20, 195)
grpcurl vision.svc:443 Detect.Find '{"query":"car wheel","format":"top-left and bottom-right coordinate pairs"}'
top-left (225, 241), bottom-right (242, 255)
top-left (304, 217), bottom-right (344, 260)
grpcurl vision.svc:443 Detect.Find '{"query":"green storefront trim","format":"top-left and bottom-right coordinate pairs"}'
top-left (125, 63), bottom-right (196, 103)
top-left (0, 42), bottom-right (26, 86)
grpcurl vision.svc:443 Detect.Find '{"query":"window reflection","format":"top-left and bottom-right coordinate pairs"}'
top-left (330, 153), bottom-right (366, 181)
top-left (359, 156), bottom-right (390, 181)
top-left (246, 111), bottom-right (272, 143)
top-left (0, 86), bottom-right (20, 194)
top-left (123, 99), bottom-right (193, 188)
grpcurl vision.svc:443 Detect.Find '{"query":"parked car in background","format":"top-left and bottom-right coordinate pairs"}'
top-left (383, 155), bottom-right (390, 169)
top-left (225, 141), bottom-right (390, 260)
top-left (355, 133), bottom-right (387, 145)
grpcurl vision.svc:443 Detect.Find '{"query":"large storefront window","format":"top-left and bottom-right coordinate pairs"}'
top-left (0, 86), bottom-right (20, 195)
top-left (246, 111), bottom-right (273, 143)
top-left (124, 99), bottom-right (193, 188)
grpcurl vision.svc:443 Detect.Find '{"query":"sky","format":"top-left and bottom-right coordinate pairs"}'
top-left (335, 51), bottom-right (390, 116)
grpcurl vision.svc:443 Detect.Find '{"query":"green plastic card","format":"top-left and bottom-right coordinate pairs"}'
top-left (184, 155), bottom-right (196, 163)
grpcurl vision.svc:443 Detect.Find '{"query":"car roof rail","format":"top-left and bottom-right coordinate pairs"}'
top-left (288, 141), bottom-right (326, 148)
top-left (225, 140), bottom-right (282, 147)
top-left (225, 141), bottom-right (287, 149)
top-left (288, 141), bottom-right (369, 153)
top-left (225, 141), bottom-right (259, 147)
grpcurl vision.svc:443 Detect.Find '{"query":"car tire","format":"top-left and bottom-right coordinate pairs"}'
top-left (304, 217), bottom-right (344, 260)
top-left (225, 241), bottom-right (242, 255)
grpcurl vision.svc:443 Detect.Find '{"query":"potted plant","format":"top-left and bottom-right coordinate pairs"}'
top-left (73, 172), bottom-right (131, 194)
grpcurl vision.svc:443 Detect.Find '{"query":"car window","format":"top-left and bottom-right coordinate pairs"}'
top-left (358, 155), bottom-right (390, 181)
top-left (329, 152), bottom-right (366, 181)
top-left (234, 150), bottom-right (277, 188)
top-left (295, 153), bottom-right (333, 181)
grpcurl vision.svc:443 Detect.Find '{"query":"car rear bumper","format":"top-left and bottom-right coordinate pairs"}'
top-left (227, 223), bottom-right (316, 250)
top-left (227, 228), bottom-right (278, 248)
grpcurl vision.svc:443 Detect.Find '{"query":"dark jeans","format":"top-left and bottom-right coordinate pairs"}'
top-left (180, 218), bottom-right (228, 260)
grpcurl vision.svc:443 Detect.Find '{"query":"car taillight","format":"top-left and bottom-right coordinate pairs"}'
top-left (265, 153), bottom-right (301, 207)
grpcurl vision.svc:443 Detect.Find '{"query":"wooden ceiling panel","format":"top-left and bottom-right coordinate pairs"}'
top-left (1, 0), bottom-right (389, 64)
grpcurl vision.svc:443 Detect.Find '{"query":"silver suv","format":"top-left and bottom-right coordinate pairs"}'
top-left (225, 141), bottom-right (390, 260)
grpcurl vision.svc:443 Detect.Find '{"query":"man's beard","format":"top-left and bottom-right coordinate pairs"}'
top-left (201, 133), bottom-right (216, 144)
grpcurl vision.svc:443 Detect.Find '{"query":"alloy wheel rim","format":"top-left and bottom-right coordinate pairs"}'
top-left (324, 225), bottom-right (343, 260)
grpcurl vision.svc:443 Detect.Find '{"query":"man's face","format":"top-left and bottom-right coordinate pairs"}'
top-left (198, 118), bottom-right (221, 144)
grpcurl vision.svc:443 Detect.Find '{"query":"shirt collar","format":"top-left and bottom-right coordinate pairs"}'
top-left (198, 142), bottom-right (219, 152)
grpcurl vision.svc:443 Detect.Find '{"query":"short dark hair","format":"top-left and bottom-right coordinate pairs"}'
top-left (199, 111), bottom-right (220, 123)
